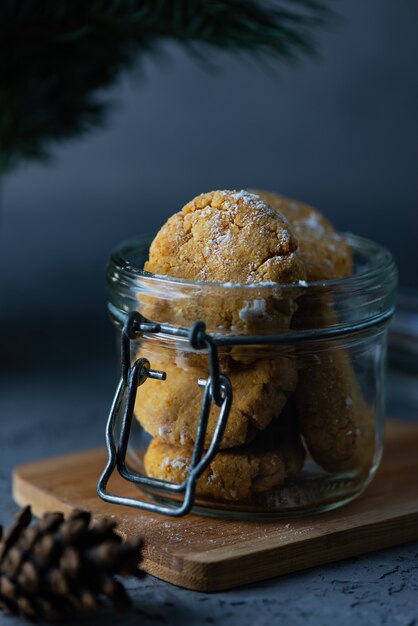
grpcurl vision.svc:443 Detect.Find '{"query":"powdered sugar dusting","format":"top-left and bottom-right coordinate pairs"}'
top-left (171, 457), bottom-right (190, 471)
top-left (302, 212), bottom-right (326, 234)
top-left (206, 471), bottom-right (219, 485)
top-left (229, 189), bottom-right (260, 203)
top-left (179, 431), bottom-right (189, 446)
top-left (162, 455), bottom-right (191, 472)
top-left (158, 425), bottom-right (171, 437)
top-left (194, 190), bottom-right (294, 280)
top-left (239, 299), bottom-right (268, 321)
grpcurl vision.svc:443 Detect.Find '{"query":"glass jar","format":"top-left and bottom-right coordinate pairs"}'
top-left (100, 233), bottom-right (397, 519)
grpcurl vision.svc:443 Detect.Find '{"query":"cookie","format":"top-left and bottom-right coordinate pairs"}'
top-left (250, 190), bottom-right (353, 280)
top-left (291, 278), bottom-right (375, 474)
top-left (135, 348), bottom-right (298, 449)
top-left (145, 190), bottom-right (305, 284)
top-left (251, 191), bottom-right (375, 473)
top-left (140, 190), bottom-right (307, 336)
top-left (296, 346), bottom-right (375, 473)
top-left (144, 417), bottom-right (306, 502)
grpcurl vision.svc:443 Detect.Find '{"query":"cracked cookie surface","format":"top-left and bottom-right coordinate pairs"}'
top-left (145, 190), bottom-right (306, 284)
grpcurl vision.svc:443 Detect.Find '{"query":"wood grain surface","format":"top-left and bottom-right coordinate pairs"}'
top-left (12, 420), bottom-right (418, 592)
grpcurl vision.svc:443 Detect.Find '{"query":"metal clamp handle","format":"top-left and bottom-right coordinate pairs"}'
top-left (97, 312), bottom-right (232, 517)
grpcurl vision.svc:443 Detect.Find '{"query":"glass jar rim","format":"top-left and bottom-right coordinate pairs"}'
top-left (109, 232), bottom-right (396, 293)
top-left (107, 232), bottom-right (398, 341)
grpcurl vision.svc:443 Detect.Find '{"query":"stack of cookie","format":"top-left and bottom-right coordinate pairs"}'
top-left (255, 191), bottom-right (375, 474)
top-left (134, 190), bottom-right (375, 503)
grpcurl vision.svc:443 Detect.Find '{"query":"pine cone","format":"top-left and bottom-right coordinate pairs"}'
top-left (0, 506), bottom-right (144, 621)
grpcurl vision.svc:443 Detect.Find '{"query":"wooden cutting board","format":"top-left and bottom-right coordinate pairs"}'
top-left (13, 420), bottom-right (418, 592)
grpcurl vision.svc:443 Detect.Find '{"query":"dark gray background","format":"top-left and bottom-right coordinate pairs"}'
top-left (1, 6), bottom-right (418, 624)
top-left (1, 0), bottom-right (418, 371)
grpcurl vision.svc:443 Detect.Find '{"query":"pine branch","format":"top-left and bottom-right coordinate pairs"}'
top-left (0, 0), bottom-right (334, 172)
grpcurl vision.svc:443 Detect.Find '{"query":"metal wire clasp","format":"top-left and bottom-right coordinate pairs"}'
top-left (97, 312), bottom-right (232, 517)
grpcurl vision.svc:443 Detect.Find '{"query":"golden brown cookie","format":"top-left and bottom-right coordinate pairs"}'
top-left (292, 282), bottom-right (375, 474)
top-left (296, 346), bottom-right (375, 473)
top-left (146, 190), bottom-right (306, 284)
top-left (252, 191), bottom-right (374, 473)
top-left (140, 190), bottom-right (307, 336)
top-left (144, 418), bottom-right (306, 502)
top-left (250, 190), bottom-right (353, 281)
top-left (135, 348), bottom-right (297, 449)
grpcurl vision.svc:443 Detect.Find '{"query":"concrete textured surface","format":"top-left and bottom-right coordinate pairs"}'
top-left (1, 365), bottom-right (417, 626)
